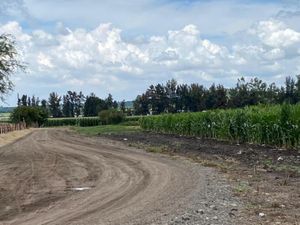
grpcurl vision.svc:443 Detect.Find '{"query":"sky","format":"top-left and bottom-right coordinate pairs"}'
top-left (1, 0), bottom-right (300, 106)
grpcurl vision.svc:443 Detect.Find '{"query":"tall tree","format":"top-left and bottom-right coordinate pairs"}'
top-left (74, 91), bottom-right (85, 116)
top-left (21, 94), bottom-right (27, 106)
top-left (120, 100), bottom-right (126, 113)
top-left (0, 34), bottom-right (25, 101)
top-left (83, 93), bottom-right (106, 116)
top-left (41, 99), bottom-right (47, 110)
top-left (48, 92), bottom-right (62, 117)
top-left (133, 94), bottom-right (149, 115)
top-left (284, 76), bottom-right (297, 104)
top-left (105, 94), bottom-right (113, 109)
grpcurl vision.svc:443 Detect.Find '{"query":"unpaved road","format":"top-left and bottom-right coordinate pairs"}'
top-left (0, 129), bottom-right (241, 225)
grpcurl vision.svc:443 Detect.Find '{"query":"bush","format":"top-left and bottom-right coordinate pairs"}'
top-left (10, 106), bottom-right (48, 127)
top-left (99, 109), bottom-right (124, 125)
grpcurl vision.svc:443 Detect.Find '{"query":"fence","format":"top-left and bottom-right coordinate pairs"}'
top-left (0, 122), bottom-right (27, 135)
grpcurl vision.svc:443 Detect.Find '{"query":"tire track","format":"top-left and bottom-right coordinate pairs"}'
top-left (0, 129), bottom-right (239, 225)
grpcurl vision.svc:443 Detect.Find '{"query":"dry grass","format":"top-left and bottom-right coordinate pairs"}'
top-left (0, 129), bottom-right (33, 147)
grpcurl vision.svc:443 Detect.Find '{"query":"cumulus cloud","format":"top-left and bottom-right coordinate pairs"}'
top-left (250, 20), bottom-right (300, 48)
top-left (1, 19), bottom-right (300, 104)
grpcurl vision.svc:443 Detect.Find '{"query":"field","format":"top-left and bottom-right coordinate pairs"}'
top-left (140, 104), bottom-right (300, 149)
top-left (1, 106), bottom-right (299, 224)
top-left (44, 116), bottom-right (141, 127)
top-left (0, 112), bottom-right (10, 122)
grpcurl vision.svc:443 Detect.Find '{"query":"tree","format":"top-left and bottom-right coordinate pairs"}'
top-left (48, 92), bottom-right (62, 117)
top-left (105, 93), bottom-right (113, 109)
top-left (21, 94), bottom-right (28, 106)
top-left (165, 79), bottom-right (178, 113)
top-left (296, 75), bottom-right (300, 102)
top-left (10, 106), bottom-right (48, 127)
top-left (284, 76), bottom-right (297, 104)
top-left (0, 34), bottom-right (25, 101)
top-left (62, 94), bottom-right (72, 117)
top-left (74, 91), bottom-right (85, 116)
top-left (41, 99), bottom-right (47, 110)
top-left (120, 100), bottom-right (126, 113)
top-left (83, 93), bottom-right (106, 117)
top-left (133, 94), bottom-right (149, 115)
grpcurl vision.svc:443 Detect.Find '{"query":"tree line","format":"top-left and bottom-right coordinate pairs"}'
top-left (17, 92), bottom-right (127, 118)
top-left (133, 76), bottom-right (300, 115)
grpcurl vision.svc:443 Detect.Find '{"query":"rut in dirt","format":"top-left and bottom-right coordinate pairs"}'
top-left (0, 129), bottom-right (240, 225)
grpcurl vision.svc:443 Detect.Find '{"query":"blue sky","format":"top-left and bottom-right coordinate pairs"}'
top-left (0, 0), bottom-right (300, 106)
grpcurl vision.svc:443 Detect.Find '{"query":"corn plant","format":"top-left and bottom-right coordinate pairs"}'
top-left (140, 104), bottom-right (300, 149)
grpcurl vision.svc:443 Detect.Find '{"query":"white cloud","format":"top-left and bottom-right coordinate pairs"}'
top-left (1, 19), bottom-right (300, 105)
top-left (37, 52), bottom-right (54, 69)
top-left (250, 20), bottom-right (300, 48)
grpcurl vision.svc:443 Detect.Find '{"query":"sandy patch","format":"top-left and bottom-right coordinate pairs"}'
top-left (0, 129), bottom-right (33, 147)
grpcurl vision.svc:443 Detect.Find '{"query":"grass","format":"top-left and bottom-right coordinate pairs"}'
top-left (72, 125), bottom-right (141, 136)
top-left (0, 113), bottom-right (10, 122)
top-left (262, 159), bottom-right (300, 176)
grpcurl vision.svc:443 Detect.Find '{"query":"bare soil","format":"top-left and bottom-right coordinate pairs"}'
top-left (103, 131), bottom-right (300, 225)
top-left (0, 129), bottom-right (243, 225)
top-left (0, 129), bottom-right (33, 148)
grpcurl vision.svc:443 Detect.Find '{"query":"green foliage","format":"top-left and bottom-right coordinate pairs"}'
top-left (44, 117), bottom-right (101, 127)
top-left (140, 104), bottom-right (300, 148)
top-left (44, 115), bottom-right (141, 127)
top-left (84, 94), bottom-right (106, 116)
top-left (134, 76), bottom-right (300, 115)
top-left (0, 112), bottom-right (10, 122)
top-left (10, 106), bottom-right (48, 126)
top-left (0, 34), bottom-right (25, 101)
top-left (99, 109), bottom-right (124, 125)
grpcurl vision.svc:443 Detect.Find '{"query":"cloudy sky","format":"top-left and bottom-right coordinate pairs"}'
top-left (1, 0), bottom-right (300, 106)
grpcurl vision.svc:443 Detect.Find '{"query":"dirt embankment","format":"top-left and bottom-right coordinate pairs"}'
top-left (0, 129), bottom-right (242, 225)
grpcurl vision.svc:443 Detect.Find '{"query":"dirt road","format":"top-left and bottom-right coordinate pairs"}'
top-left (0, 129), bottom-right (241, 225)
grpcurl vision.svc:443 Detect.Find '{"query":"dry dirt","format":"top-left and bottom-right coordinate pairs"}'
top-left (105, 131), bottom-right (300, 225)
top-left (0, 129), bottom-right (242, 225)
top-left (0, 129), bottom-right (33, 148)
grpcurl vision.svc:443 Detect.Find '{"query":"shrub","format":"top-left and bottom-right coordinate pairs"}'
top-left (10, 106), bottom-right (48, 127)
top-left (99, 109), bottom-right (124, 125)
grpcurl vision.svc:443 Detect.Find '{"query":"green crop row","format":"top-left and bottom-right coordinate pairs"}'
top-left (44, 117), bottom-right (101, 127)
top-left (140, 104), bottom-right (300, 149)
top-left (44, 116), bottom-right (143, 127)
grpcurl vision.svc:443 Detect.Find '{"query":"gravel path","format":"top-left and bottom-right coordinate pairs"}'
top-left (0, 129), bottom-right (242, 225)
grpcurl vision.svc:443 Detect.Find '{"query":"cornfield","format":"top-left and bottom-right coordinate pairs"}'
top-left (44, 116), bottom-right (142, 127)
top-left (44, 117), bottom-right (101, 127)
top-left (140, 104), bottom-right (300, 149)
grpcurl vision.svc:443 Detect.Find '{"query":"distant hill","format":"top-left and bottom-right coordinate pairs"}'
top-left (0, 107), bottom-right (15, 113)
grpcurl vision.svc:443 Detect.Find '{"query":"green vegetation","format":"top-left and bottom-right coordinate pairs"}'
top-left (0, 34), bottom-right (25, 101)
top-left (10, 106), bottom-right (48, 126)
top-left (134, 76), bottom-right (300, 115)
top-left (0, 112), bottom-right (10, 122)
top-left (44, 115), bottom-right (143, 127)
top-left (99, 109), bottom-right (124, 125)
top-left (140, 104), bottom-right (300, 148)
top-left (44, 117), bottom-right (101, 127)
top-left (73, 125), bottom-right (141, 136)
